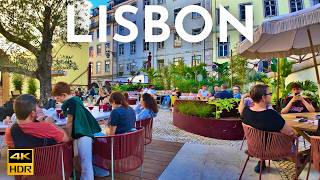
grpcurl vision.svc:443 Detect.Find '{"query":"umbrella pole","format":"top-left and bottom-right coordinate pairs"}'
top-left (307, 29), bottom-right (320, 98)
top-left (277, 58), bottom-right (280, 111)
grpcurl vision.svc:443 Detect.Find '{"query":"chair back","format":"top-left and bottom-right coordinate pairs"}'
top-left (310, 136), bottom-right (320, 172)
top-left (93, 127), bottom-right (144, 173)
top-left (135, 118), bottom-right (153, 145)
top-left (15, 142), bottom-right (73, 179)
top-left (242, 123), bottom-right (296, 160)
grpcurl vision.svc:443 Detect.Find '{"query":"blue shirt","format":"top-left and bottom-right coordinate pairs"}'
top-left (233, 93), bottom-right (242, 99)
top-left (214, 90), bottom-right (233, 99)
top-left (109, 106), bottom-right (136, 134)
top-left (134, 104), bottom-right (157, 121)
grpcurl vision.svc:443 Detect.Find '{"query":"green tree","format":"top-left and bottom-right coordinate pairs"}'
top-left (27, 78), bottom-right (37, 96)
top-left (0, 0), bottom-right (86, 104)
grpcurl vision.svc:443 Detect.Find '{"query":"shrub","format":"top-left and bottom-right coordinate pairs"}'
top-left (27, 78), bottom-right (37, 96)
top-left (176, 102), bottom-right (213, 118)
top-left (12, 74), bottom-right (24, 92)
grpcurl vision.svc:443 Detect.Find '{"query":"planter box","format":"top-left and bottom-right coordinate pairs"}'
top-left (173, 112), bottom-right (244, 140)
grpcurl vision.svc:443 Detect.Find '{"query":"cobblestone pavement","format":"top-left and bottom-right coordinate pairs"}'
top-left (153, 108), bottom-right (311, 180)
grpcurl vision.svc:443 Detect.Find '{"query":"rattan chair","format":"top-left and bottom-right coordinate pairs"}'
top-left (239, 123), bottom-right (299, 180)
top-left (136, 118), bottom-right (153, 145)
top-left (15, 141), bottom-right (74, 180)
top-left (306, 136), bottom-right (320, 180)
top-left (93, 127), bottom-right (144, 180)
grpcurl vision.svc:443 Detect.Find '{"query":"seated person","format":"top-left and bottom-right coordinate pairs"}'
top-left (233, 85), bottom-right (242, 99)
top-left (197, 85), bottom-right (211, 100)
top-left (238, 92), bottom-right (273, 115)
top-left (281, 83), bottom-right (315, 114)
top-left (0, 98), bottom-right (14, 120)
top-left (242, 84), bottom-right (296, 173)
top-left (147, 85), bottom-right (157, 98)
top-left (134, 93), bottom-right (158, 121)
top-left (4, 94), bottom-right (69, 148)
top-left (214, 84), bottom-right (233, 99)
top-left (212, 85), bottom-right (220, 96)
top-left (106, 92), bottom-right (136, 135)
top-left (95, 87), bottom-right (109, 106)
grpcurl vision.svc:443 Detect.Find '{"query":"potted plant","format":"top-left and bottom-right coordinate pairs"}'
top-left (12, 74), bottom-right (24, 93)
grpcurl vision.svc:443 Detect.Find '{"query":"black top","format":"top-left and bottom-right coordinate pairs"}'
top-left (283, 96), bottom-right (311, 113)
top-left (242, 107), bottom-right (285, 132)
top-left (214, 90), bottom-right (233, 99)
top-left (10, 123), bottom-right (57, 148)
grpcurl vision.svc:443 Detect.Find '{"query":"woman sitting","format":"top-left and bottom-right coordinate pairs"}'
top-left (134, 93), bottom-right (158, 121)
top-left (106, 92), bottom-right (136, 135)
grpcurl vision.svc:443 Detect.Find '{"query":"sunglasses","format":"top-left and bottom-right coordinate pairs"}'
top-left (265, 93), bottom-right (273, 96)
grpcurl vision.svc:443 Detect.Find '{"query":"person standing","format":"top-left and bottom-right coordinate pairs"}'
top-left (52, 82), bottom-right (101, 180)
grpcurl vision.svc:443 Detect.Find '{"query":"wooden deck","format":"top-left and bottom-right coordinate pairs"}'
top-left (0, 139), bottom-right (183, 180)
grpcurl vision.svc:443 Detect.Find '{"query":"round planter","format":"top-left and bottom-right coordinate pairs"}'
top-left (173, 111), bottom-right (244, 140)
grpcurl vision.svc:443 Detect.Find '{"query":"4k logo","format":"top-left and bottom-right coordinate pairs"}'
top-left (7, 149), bottom-right (34, 176)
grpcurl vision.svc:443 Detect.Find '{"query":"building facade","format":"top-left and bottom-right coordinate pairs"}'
top-left (212, 0), bottom-right (319, 63)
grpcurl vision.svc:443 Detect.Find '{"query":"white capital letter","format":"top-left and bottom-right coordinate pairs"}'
top-left (67, 5), bottom-right (91, 42)
top-left (113, 5), bottom-right (138, 43)
top-left (220, 5), bottom-right (253, 43)
top-left (175, 5), bottom-right (212, 43)
top-left (99, 5), bottom-right (107, 42)
top-left (145, 5), bottom-right (170, 42)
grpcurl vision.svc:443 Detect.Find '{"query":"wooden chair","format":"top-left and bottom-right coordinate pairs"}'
top-left (306, 136), bottom-right (320, 180)
top-left (239, 123), bottom-right (299, 180)
top-left (93, 127), bottom-right (144, 180)
top-left (136, 118), bottom-right (153, 145)
top-left (15, 142), bottom-right (74, 180)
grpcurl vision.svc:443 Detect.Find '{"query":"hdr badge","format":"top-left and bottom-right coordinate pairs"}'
top-left (7, 149), bottom-right (34, 176)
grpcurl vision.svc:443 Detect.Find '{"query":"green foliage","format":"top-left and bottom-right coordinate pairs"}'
top-left (27, 78), bottom-right (37, 96)
top-left (231, 55), bottom-right (248, 87)
top-left (12, 74), bottom-right (24, 91)
top-left (141, 68), bottom-right (158, 84)
top-left (208, 98), bottom-right (240, 119)
top-left (176, 102), bottom-right (213, 118)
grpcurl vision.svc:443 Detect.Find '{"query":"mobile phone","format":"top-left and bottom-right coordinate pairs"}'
top-left (298, 118), bottom-right (308, 123)
top-left (295, 93), bottom-right (300, 96)
top-left (296, 116), bottom-right (307, 119)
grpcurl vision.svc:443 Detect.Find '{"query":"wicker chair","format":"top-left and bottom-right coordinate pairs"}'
top-left (92, 127), bottom-right (144, 180)
top-left (15, 142), bottom-right (74, 180)
top-left (239, 123), bottom-right (299, 180)
top-left (136, 118), bottom-right (153, 145)
top-left (306, 136), bottom-right (320, 180)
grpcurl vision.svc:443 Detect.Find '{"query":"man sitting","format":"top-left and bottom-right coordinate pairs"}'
top-left (197, 85), bottom-right (211, 100)
top-left (281, 83), bottom-right (315, 114)
top-left (242, 84), bottom-right (296, 173)
top-left (214, 84), bottom-right (233, 99)
top-left (4, 94), bottom-right (69, 148)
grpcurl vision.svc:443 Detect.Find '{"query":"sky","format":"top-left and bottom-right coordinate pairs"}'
top-left (89, 0), bottom-right (108, 9)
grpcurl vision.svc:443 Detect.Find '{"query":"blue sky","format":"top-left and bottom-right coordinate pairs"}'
top-left (89, 0), bottom-right (108, 9)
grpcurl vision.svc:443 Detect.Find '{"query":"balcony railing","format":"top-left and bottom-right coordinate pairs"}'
top-left (90, 21), bottom-right (99, 29)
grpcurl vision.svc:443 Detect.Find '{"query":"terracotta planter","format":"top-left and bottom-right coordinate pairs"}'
top-left (173, 112), bottom-right (244, 140)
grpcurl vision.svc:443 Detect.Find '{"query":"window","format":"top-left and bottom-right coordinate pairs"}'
top-left (192, 28), bottom-right (202, 44)
top-left (192, 55), bottom-right (201, 66)
top-left (157, 42), bottom-right (164, 49)
top-left (216, 6), bottom-right (229, 24)
top-left (174, 8), bottom-right (181, 21)
top-left (96, 44), bottom-right (102, 56)
top-left (96, 28), bottom-right (99, 39)
top-left (239, 3), bottom-right (252, 21)
top-left (119, 26), bottom-right (125, 34)
top-left (130, 41), bottom-right (136, 54)
top-left (311, 0), bottom-right (320, 5)
top-left (192, 3), bottom-right (202, 19)
top-left (127, 62), bottom-right (136, 72)
top-left (105, 61), bottom-right (110, 72)
top-left (105, 42), bottom-right (110, 49)
top-left (119, 64), bottom-right (124, 75)
top-left (106, 51), bottom-right (110, 58)
top-left (290, 0), bottom-right (303, 12)
top-left (96, 62), bottom-right (101, 74)
top-left (218, 38), bottom-right (229, 57)
top-left (157, 0), bottom-right (164, 4)
top-left (173, 57), bottom-right (183, 65)
top-left (144, 0), bottom-right (150, 6)
top-left (157, 59), bottom-right (165, 69)
top-left (264, 0), bottom-right (277, 17)
top-left (119, 44), bottom-right (124, 55)
top-left (89, 47), bottom-right (94, 57)
top-left (240, 35), bottom-right (246, 42)
top-left (174, 33), bottom-right (182, 48)
top-left (143, 40), bottom-right (149, 51)
top-left (107, 25), bottom-right (111, 35)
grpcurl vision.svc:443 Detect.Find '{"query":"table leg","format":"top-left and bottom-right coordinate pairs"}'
top-left (294, 128), bottom-right (310, 142)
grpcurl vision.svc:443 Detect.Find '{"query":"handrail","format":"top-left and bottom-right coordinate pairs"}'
top-left (70, 69), bottom-right (88, 85)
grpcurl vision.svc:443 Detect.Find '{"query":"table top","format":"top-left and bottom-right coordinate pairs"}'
top-left (282, 113), bottom-right (319, 132)
top-left (0, 106), bottom-right (110, 133)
